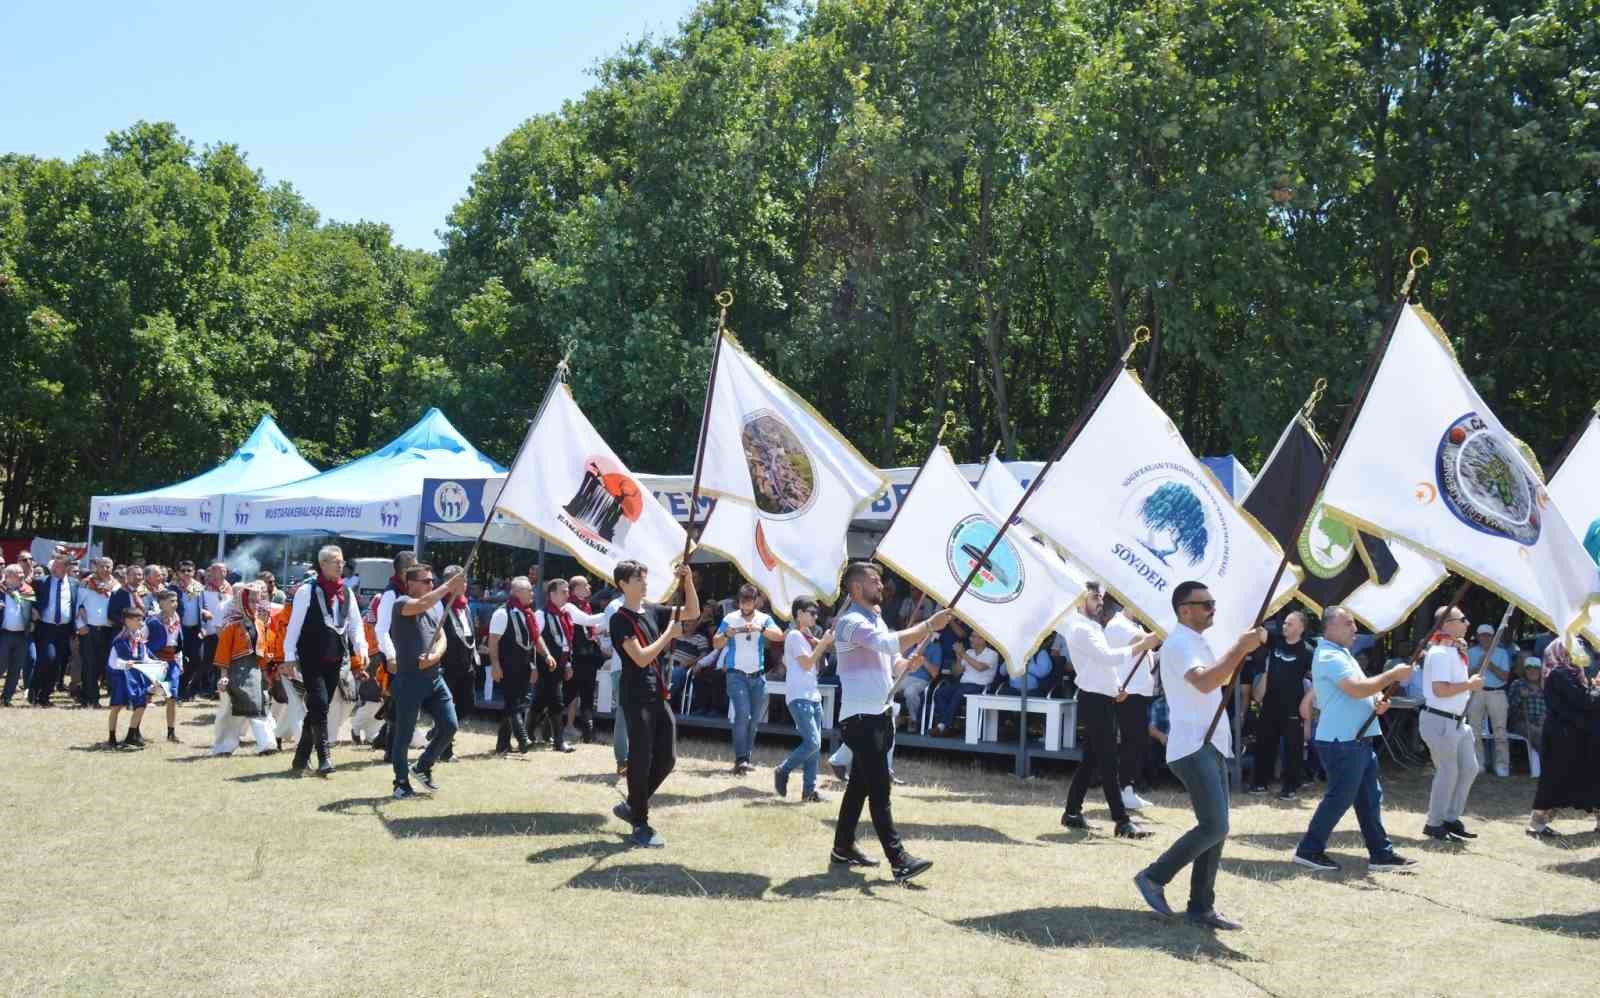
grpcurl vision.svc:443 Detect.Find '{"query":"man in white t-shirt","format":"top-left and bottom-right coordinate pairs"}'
top-left (1133, 581), bottom-right (1265, 931)
top-left (928, 632), bottom-right (1001, 736)
top-left (1419, 605), bottom-right (1482, 842)
top-left (1104, 596), bottom-right (1158, 810)
top-left (713, 584), bottom-right (784, 775)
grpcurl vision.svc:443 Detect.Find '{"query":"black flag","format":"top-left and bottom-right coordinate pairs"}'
top-left (1243, 413), bottom-right (1399, 610)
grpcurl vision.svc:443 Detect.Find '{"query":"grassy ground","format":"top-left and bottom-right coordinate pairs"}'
top-left (2, 700), bottom-right (1598, 998)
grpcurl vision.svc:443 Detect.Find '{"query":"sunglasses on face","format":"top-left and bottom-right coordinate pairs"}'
top-left (1180, 599), bottom-right (1216, 610)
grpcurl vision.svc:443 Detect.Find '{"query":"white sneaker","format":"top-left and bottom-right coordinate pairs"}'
top-left (1495, 766), bottom-right (1510, 778)
top-left (1122, 786), bottom-right (1153, 811)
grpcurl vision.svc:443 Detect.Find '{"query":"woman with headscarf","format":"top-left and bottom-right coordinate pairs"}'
top-left (210, 582), bottom-right (278, 756)
top-left (1526, 641), bottom-right (1600, 837)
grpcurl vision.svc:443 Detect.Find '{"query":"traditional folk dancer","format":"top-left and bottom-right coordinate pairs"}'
top-left (389, 565), bottom-right (463, 798)
top-left (211, 583), bottom-right (278, 756)
top-left (105, 604), bottom-right (159, 749)
top-left (537, 578), bottom-right (578, 752)
top-left (350, 596), bottom-right (392, 749)
top-left (609, 562), bottom-right (699, 849)
top-left (488, 577), bottom-right (556, 754)
top-left (1293, 606), bottom-right (1417, 873)
top-left (773, 597), bottom-right (835, 802)
top-left (147, 590), bottom-right (185, 742)
top-left (437, 564), bottom-right (480, 744)
top-left (1418, 606), bottom-right (1483, 842)
top-left (829, 562), bottom-right (948, 882)
top-left (282, 546), bottom-right (368, 777)
top-left (562, 575), bottom-right (606, 744)
top-left (1133, 582), bottom-right (1265, 930)
top-left (1061, 582), bottom-right (1162, 838)
top-left (265, 594), bottom-right (303, 750)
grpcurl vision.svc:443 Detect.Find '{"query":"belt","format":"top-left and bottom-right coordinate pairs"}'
top-left (730, 669), bottom-right (767, 678)
top-left (1423, 705), bottom-right (1466, 723)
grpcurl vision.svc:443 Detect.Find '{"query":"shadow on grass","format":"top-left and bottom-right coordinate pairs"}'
top-left (384, 810), bottom-right (606, 839)
top-left (1498, 910), bottom-right (1600, 938)
top-left (182, 713), bottom-right (215, 726)
top-left (1546, 853), bottom-right (1600, 880)
top-left (820, 818), bottom-right (1042, 848)
top-left (950, 905), bottom-right (1249, 960)
top-left (225, 757), bottom-right (391, 783)
top-left (1219, 857), bottom-right (1322, 885)
top-left (566, 863), bottom-right (771, 900)
top-left (558, 772), bottom-right (625, 787)
top-left (527, 840), bottom-right (631, 865)
top-left (1232, 830), bottom-right (1428, 853)
top-left (770, 868), bottom-right (874, 898)
top-left (652, 785), bottom-right (769, 809)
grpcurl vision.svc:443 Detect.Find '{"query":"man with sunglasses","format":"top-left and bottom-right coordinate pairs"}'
top-left (1417, 605), bottom-right (1482, 842)
top-left (389, 564), bottom-right (465, 799)
top-left (1133, 582), bottom-right (1266, 931)
top-left (1292, 605), bottom-right (1417, 872)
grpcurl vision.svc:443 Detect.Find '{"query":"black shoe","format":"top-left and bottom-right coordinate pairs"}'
top-left (1444, 820), bottom-right (1478, 840)
top-left (612, 801), bottom-right (635, 826)
top-left (393, 783), bottom-right (417, 800)
top-left (1115, 820), bottom-right (1152, 840)
top-left (105, 734), bottom-right (120, 751)
top-left (123, 730), bottom-right (146, 749)
top-left (1423, 824), bottom-right (1465, 843)
top-left (629, 825), bottom-right (665, 848)
top-left (1245, 785), bottom-right (1268, 796)
top-left (733, 760), bottom-right (752, 776)
top-left (801, 790), bottom-right (825, 803)
top-left (830, 847), bottom-right (879, 868)
top-left (1061, 811), bottom-right (1089, 830)
top-left (1275, 789), bottom-right (1298, 802)
top-left (411, 765), bottom-right (438, 793)
top-left (830, 762), bottom-right (848, 782)
top-left (316, 762), bottom-right (334, 778)
top-left (892, 855), bottom-right (932, 883)
top-left (773, 767), bottom-right (789, 798)
top-left (1185, 909), bottom-right (1243, 931)
top-left (554, 743), bottom-right (575, 754)
top-left (1133, 869), bottom-right (1173, 916)
top-left (889, 771), bottom-right (907, 786)
top-left (1293, 850), bottom-right (1340, 872)
top-left (1368, 852), bottom-right (1417, 871)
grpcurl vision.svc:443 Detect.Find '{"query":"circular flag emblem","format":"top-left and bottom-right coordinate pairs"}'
top-left (432, 481), bottom-right (470, 523)
top-left (741, 410), bottom-right (817, 519)
top-left (945, 514), bottom-right (1025, 604)
top-left (1435, 412), bottom-right (1542, 545)
top-left (1296, 502), bottom-right (1356, 580)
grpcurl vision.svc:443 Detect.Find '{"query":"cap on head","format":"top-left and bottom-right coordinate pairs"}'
top-left (1476, 624), bottom-right (1494, 636)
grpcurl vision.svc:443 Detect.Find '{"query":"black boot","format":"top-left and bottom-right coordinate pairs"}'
top-left (510, 707), bottom-right (532, 753)
top-left (495, 717), bottom-right (512, 755)
top-left (315, 726), bottom-right (333, 776)
top-left (580, 709), bottom-right (596, 744)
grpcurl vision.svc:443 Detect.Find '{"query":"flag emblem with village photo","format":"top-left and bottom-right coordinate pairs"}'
top-left (1433, 412), bottom-right (1543, 545)
top-left (741, 409), bottom-right (818, 519)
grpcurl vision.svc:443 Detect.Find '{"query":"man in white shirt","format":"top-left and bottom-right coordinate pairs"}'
top-left (830, 562), bottom-right (951, 882)
top-left (1061, 583), bottom-right (1161, 837)
top-left (713, 584), bottom-right (784, 775)
top-left (1133, 581), bottom-right (1265, 931)
top-left (76, 557), bottom-right (120, 707)
top-left (1419, 606), bottom-right (1482, 842)
top-left (1466, 619), bottom-right (1513, 776)
top-left (1105, 599), bottom-right (1158, 811)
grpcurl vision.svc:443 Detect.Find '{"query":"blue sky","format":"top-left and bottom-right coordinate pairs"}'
top-left (1, 0), bottom-right (698, 249)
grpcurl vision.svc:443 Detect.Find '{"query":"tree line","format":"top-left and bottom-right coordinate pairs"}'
top-left (2, 0), bottom-right (1595, 536)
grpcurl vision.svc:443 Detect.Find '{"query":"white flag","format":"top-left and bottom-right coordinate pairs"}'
top-left (696, 500), bottom-right (823, 619)
top-left (492, 385), bottom-right (685, 603)
top-left (1026, 370), bottom-right (1300, 656)
top-left (1343, 537), bottom-right (1449, 634)
top-left (974, 453), bottom-right (1096, 581)
top-left (697, 333), bottom-right (888, 601)
top-left (1321, 305), bottom-right (1600, 637)
top-left (876, 446), bottom-right (1085, 676)
top-left (1545, 408), bottom-right (1600, 639)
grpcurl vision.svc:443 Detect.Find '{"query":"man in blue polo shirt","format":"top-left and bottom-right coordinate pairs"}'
top-left (714, 584), bottom-right (784, 775)
top-left (1293, 605), bottom-right (1418, 873)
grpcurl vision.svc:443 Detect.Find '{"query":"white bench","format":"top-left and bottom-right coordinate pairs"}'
top-left (964, 693), bottom-right (1076, 751)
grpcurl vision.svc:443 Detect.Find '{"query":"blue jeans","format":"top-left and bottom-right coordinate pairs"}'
top-left (933, 682), bottom-right (985, 730)
top-left (778, 699), bottom-right (823, 792)
top-left (1145, 744), bottom-right (1230, 915)
top-left (1298, 738), bottom-right (1392, 859)
top-left (727, 671), bottom-right (766, 763)
top-left (390, 669), bottom-right (458, 787)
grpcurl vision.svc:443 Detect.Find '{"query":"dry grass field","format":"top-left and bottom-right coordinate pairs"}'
top-left (1, 700), bottom-right (1598, 998)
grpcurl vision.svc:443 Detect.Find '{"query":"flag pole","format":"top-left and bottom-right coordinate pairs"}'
top-left (867, 411), bottom-right (957, 562)
top-left (1350, 577), bottom-right (1479, 739)
top-left (941, 327), bottom-right (1152, 616)
top-left (1543, 399), bottom-right (1600, 481)
top-left (463, 348), bottom-right (572, 576)
top-left (680, 291), bottom-right (733, 566)
top-left (1202, 248), bottom-right (1431, 746)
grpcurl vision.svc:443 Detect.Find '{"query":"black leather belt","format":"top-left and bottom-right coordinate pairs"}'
top-left (1422, 705), bottom-right (1466, 723)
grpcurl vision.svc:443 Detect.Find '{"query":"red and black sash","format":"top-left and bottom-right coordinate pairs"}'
top-left (616, 605), bottom-right (669, 702)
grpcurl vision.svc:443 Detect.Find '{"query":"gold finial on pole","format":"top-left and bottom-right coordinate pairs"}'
top-left (556, 343), bottom-right (574, 381)
top-left (936, 410), bottom-right (956, 443)
top-left (1122, 325), bottom-right (1152, 365)
top-left (1399, 247), bottom-right (1430, 299)
top-left (714, 290), bottom-right (734, 332)
top-left (1301, 377), bottom-right (1328, 419)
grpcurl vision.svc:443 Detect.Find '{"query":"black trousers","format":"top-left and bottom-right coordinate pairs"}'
top-left (497, 663), bottom-right (533, 751)
top-left (567, 657), bottom-right (600, 712)
top-left (1117, 693), bottom-right (1153, 790)
top-left (1252, 711), bottom-right (1304, 792)
top-left (81, 626), bottom-right (117, 705)
top-left (292, 663), bottom-right (339, 768)
top-left (834, 711), bottom-right (906, 862)
top-left (532, 664), bottom-right (567, 745)
top-left (179, 626), bottom-right (205, 698)
top-left (443, 661), bottom-right (475, 720)
top-left (1067, 691), bottom-right (1129, 823)
top-left (32, 623), bottom-right (72, 704)
top-left (622, 693), bottom-right (676, 827)
top-left (199, 634), bottom-right (220, 694)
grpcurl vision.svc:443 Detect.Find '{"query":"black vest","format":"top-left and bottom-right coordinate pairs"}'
top-left (569, 603), bottom-right (603, 665)
top-left (542, 607), bottom-right (572, 666)
top-left (497, 607), bottom-right (534, 677)
top-left (296, 583), bottom-right (354, 669)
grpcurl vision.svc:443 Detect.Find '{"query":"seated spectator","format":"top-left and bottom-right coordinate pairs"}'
top-left (929, 631), bottom-right (1000, 736)
top-left (898, 640), bottom-right (941, 732)
top-left (1008, 645), bottom-right (1056, 695)
top-left (1508, 657), bottom-right (1546, 752)
top-left (668, 617), bottom-right (712, 710)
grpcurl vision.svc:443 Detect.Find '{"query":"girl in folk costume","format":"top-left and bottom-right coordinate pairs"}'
top-left (145, 590), bottom-right (185, 743)
top-left (211, 583), bottom-right (278, 756)
top-left (106, 605), bottom-right (158, 749)
top-left (265, 593), bottom-right (303, 750)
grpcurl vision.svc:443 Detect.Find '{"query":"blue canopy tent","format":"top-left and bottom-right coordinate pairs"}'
top-left (87, 414), bottom-right (319, 560)
top-left (1200, 454), bottom-right (1256, 499)
top-left (225, 408), bottom-right (507, 545)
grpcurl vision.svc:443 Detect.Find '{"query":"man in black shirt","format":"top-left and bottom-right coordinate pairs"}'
top-left (1247, 611), bottom-right (1313, 800)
